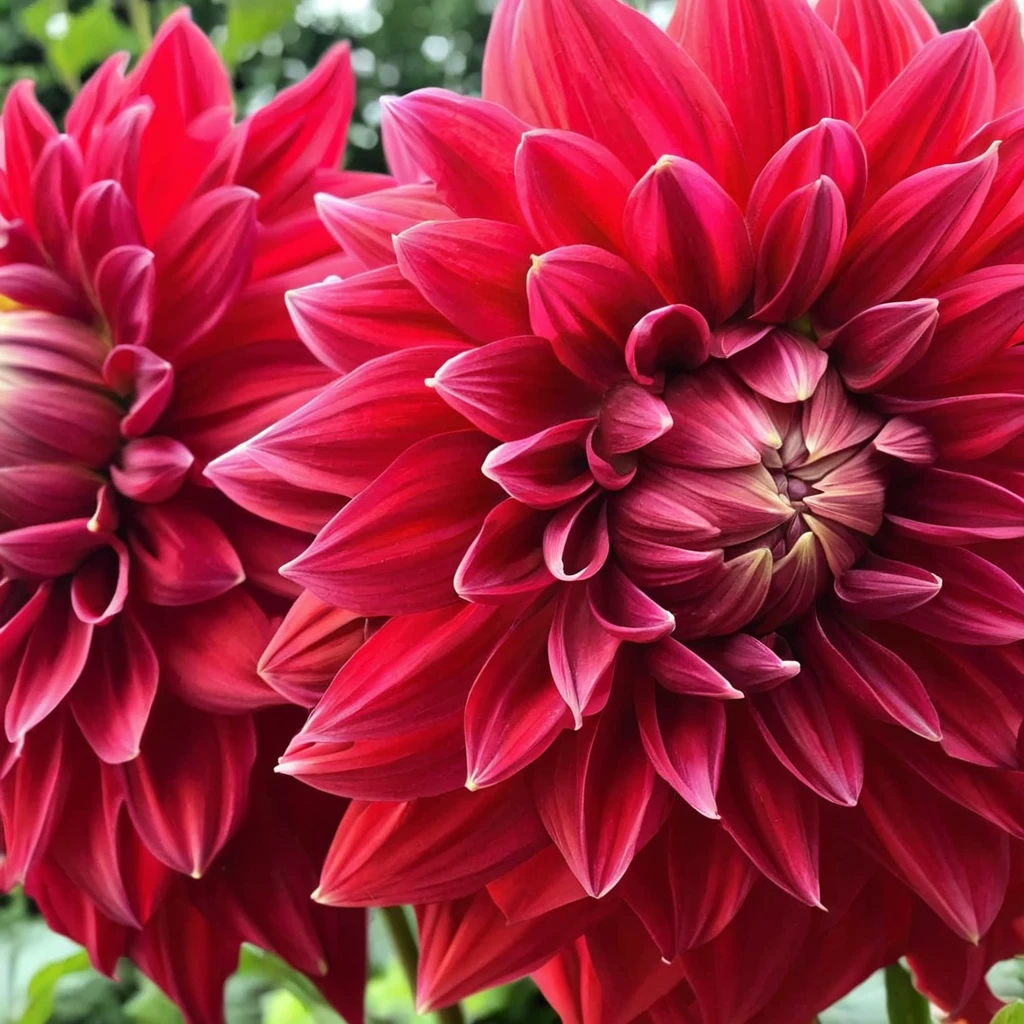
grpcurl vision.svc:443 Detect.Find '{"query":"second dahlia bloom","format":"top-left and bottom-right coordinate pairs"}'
top-left (219, 0), bottom-right (1024, 1018)
top-left (0, 12), bottom-right (380, 1021)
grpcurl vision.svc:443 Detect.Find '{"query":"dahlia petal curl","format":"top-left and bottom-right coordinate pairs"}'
top-left (0, 13), bottom-right (383, 1023)
top-left (226, 0), bottom-right (1024, 1018)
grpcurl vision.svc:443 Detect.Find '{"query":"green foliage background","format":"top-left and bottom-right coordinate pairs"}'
top-left (0, 0), bottom-right (1018, 1021)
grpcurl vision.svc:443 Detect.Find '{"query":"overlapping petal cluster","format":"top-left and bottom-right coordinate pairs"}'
top-left (0, 14), bottom-right (375, 1021)
top-left (217, 0), bottom-right (1024, 1018)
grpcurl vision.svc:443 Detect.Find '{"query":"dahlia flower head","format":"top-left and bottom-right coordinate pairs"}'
top-left (217, 0), bottom-right (1024, 1017)
top-left (0, 13), bottom-right (375, 1023)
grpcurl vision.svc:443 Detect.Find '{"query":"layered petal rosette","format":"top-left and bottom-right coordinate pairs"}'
top-left (0, 13), bottom-right (379, 1021)
top-left (222, 0), bottom-right (1024, 1018)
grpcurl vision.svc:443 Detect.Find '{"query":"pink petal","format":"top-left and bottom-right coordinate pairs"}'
top-left (729, 329), bottom-right (828, 404)
top-left (394, 218), bottom-right (533, 342)
top-left (283, 431), bottom-right (502, 615)
top-left (543, 490), bottom-right (610, 582)
top-left (587, 562), bottom-right (675, 643)
top-left (110, 436), bottom-right (193, 503)
top-left (70, 542), bottom-right (129, 624)
top-left (102, 345), bottom-right (173, 438)
top-left (94, 245), bottom-right (156, 350)
top-left (624, 156), bottom-right (753, 326)
top-left (834, 554), bottom-right (943, 617)
top-left (32, 134), bottom-right (84, 275)
top-left (72, 180), bottom-right (143, 285)
top-left (694, 633), bottom-right (800, 694)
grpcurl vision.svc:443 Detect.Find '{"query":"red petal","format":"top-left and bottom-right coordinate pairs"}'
top-left (431, 334), bottom-right (599, 442)
top-left (750, 668), bottom-right (864, 806)
top-left (533, 696), bottom-right (664, 897)
top-left (624, 156), bottom-right (752, 326)
top-left (316, 783), bottom-right (547, 904)
top-left (395, 218), bottom-right (533, 342)
top-left (826, 297), bottom-right (937, 391)
top-left (669, 0), bottom-right (864, 175)
top-left (977, 0), bottom-right (1024, 117)
top-left (803, 609), bottom-right (942, 739)
top-left (625, 304), bottom-right (711, 389)
top-left (456, 499), bottom-right (554, 602)
top-left (129, 500), bottom-right (244, 606)
top-left (515, 129), bottom-right (635, 253)
top-left (5, 581), bottom-right (92, 744)
top-left (816, 0), bottom-right (937, 106)
top-left (242, 344), bottom-right (467, 498)
top-left (32, 135), bottom-right (84, 275)
top-left (150, 186), bottom-right (258, 355)
top-left (747, 118), bottom-right (867, 245)
top-left (466, 599), bottom-right (571, 788)
top-left (753, 177), bottom-right (847, 322)
top-left (635, 677), bottom-right (725, 817)
top-left (69, 612), bottom-right (158, 763)
top-left (257, 590), bottom-right (366, 708)
top-left (316, 183), bottom-right (455, 271)
top-left (380, 89), bottom-right (525, 223)
top-left (121, 700), bottom-right (255, 877)
top-left (481, 0), bottom-right (745, 194)
top-left (547, 583), bottom-right (619, 725)
top-left (856, 29), bottom-right (995, 206)
top-left (1, 81), bottom-right (58, 225)
top-left (818, 149), bottom-right (998, 326)
top-left (283, 431), bottom-right (501, 615)
top-left (527, 244), bottom-right (659, 387)
top-left (301, 601), bottom-right (516, 742)
top-left (862, 752), bottom-right (1008, 941)
top-left (717, 712), bottom-right (823, 907)
top-left (286, 266), bottom-right (470, 375)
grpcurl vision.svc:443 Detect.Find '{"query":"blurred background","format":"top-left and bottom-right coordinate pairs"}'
top-left (0, 0), bottom-right (1006, 1022)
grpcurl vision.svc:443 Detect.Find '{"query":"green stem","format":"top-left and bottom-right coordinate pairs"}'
top-left (378, 906), bottom-right (466, 1024)
top-left (126, 0), bottom-right (152, 49)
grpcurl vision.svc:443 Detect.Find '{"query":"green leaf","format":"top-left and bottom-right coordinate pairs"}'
top-left (123, 977), bottom-right (183, 1024)
top-left (0, 916), bottom-right (81, 1024)
top-left (236, 947), bottom-right (339, 1021)
top-left (17, 952), bottom-right (90, 1024)
top-left (993, 1003), bottom-right (1024, 1024)
top-left (884, 963), bottom-right (929, 1024)
top-left (221, 0), bottom-right (294, 66)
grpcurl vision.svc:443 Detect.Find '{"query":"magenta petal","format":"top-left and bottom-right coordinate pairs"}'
top-left (834, 555), bottom-right (942, 618)
top-left (110, 437), bottom-right (193, 504)
top-left (587, 562), bottom-right (675, 643)
top-left (729, 329), bottom-right (828, 404)
top-left (647, 637), bottom-right (742, 699)
top-left (542, 490), bottom-right (610, 583)
top-left (625, 304), bottom-right (711, 388)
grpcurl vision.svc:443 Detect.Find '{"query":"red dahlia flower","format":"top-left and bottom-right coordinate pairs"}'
top-left (0, 12), bottom-right (378, 1021)
top-left (218, 0), bottom-right (1024, 1018)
